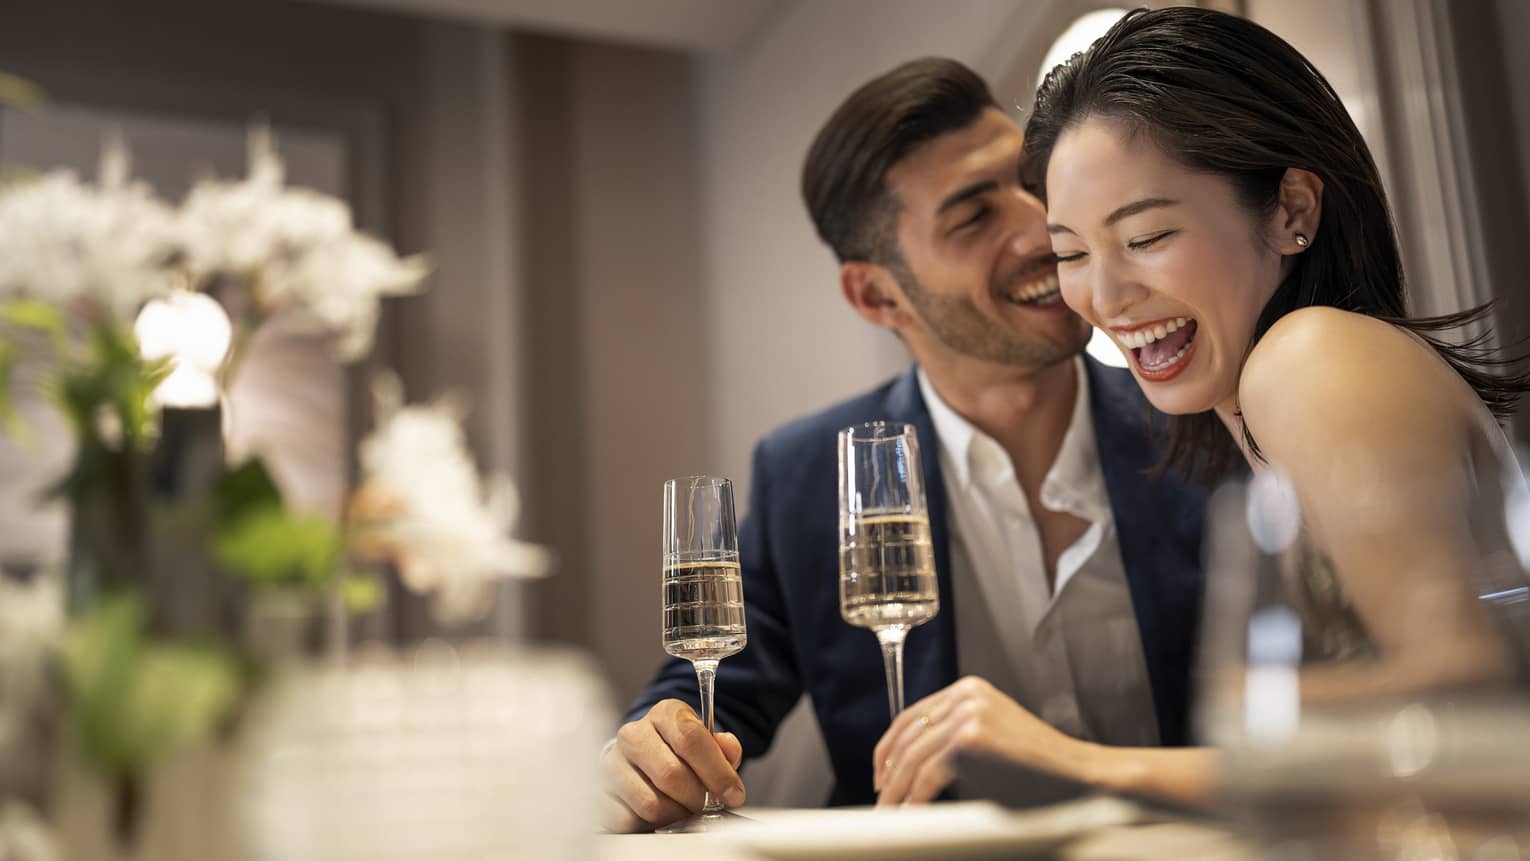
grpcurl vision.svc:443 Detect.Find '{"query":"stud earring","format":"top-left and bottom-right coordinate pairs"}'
top-left (1294, 233), bottom-right (1310, 248)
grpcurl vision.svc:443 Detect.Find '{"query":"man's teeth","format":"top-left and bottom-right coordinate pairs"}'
top-left (1119, 317), bottom-right (1191, 349)
top-left (1012, 274), bottom-right (1060, 303)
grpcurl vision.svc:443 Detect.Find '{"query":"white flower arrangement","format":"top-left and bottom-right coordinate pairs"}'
top-left (355, 375), bottom-right (552, 625)
top-left (0, 142), bottom-right (177, 322)
top-left (0, 128), bottom-right (426, 366)
top-left (1, 130), bottom-right (544, 621)
top-left (1, 127), bottom-right (547, 629)
top-left (176, 129), bottom-right (426, 361)
top-left (0, 79), bottom-right (519, 856)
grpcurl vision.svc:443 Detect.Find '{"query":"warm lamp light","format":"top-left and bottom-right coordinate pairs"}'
top-left (134, 292), bottom-right (233, 408)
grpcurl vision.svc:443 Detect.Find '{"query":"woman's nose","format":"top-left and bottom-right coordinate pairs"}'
top-left (1089, 257), bottom-right (1150, 321)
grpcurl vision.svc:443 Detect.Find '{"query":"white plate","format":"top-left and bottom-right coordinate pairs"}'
top-left (714, 797), bottom-right (1143, 861)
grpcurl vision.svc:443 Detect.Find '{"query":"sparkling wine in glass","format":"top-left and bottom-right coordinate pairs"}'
top-left (838, 422), bottom-right (939, 719)
top-left (660, 475), bottom-right (747, 832)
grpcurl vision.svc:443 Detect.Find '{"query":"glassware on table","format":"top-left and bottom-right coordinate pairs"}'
top-left (239, 644), bottom-right (613, 860)
top-left (659, 475), bottom-right (748, 833)
top-left (1197, 458), bottom-right (1530, 857)
top-left (838, 422), bottom-right (938, 719)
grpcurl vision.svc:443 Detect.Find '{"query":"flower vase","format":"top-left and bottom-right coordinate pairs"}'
top-left (64, 440), bottom-right (152, 615)
top-left (55, 402), bottom-right (244, 859)
top-left (54, 738), bottom-right (240, 861)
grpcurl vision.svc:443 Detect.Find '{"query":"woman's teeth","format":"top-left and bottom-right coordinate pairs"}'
top-left (1118, 316), bottom-right (1191, 349)
top-left (1010, 274), bottom-right (1061, 305)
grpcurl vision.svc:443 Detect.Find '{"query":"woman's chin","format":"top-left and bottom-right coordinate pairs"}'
top-left (1133, 379), bottom-right (1215, 416)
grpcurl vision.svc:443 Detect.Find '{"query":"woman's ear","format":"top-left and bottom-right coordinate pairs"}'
top-left (840, 261), bottom-right (912, 330)
top-left (1275, 167), bottom-right (1324, 254)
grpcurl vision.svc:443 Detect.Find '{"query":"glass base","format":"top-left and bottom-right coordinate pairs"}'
top-left (655, 808), bottom-right (751, 834)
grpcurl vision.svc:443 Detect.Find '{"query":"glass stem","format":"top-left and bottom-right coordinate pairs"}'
top-left (875, 626), bottom-right (909, 719)
top-left (693, 659), bottom-right (724, 813)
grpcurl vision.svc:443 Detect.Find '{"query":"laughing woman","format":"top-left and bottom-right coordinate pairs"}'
top-left (875, 6), bottom-right (1530, 808)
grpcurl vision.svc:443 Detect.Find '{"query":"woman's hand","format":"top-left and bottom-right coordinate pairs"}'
top-left (872, 676), bottom-right (1092, 806)
top-left (872, 675), bottom-right (1220, 809)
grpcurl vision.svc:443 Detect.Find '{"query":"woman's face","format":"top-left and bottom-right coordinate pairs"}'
top-left (1044, 116), bottom-right (1287, 416)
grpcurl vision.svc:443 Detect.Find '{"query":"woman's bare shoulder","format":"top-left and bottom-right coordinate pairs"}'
top-left (1238, 306), bottom-right (1468, 467)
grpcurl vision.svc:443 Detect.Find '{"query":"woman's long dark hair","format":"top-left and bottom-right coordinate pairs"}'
top-left (1023, 7), bottom-right (1530, 483)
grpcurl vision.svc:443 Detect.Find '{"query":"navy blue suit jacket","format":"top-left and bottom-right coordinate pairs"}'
top-left (626, 358), bottom-right (1207, 806)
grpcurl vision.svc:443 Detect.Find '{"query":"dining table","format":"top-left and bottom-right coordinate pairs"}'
top-left (594, 800), bottom-right (1258, 861)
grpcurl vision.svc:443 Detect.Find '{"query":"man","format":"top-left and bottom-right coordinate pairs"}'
top-left (602, 58), bottom-right (1208, 832)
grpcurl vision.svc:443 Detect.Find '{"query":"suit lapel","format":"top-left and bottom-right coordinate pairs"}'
top-left (1084, 357), bottom-right (1205, 744)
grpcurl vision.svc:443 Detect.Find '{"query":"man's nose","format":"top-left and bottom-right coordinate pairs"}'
top-left (1002, 187), bottom-right (1051, 257)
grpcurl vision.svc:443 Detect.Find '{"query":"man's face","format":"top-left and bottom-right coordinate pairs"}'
top-left (882, 108), bottom-right (1091, 371)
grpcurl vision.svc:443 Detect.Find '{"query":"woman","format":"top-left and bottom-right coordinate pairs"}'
top-left (874, 6), bottom-right (1530, 808)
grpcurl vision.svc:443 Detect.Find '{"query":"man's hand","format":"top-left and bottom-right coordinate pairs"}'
top-left (872, 676), bottom-right (1091, 806)
top-left (601, 699), bottom-right (747, 832)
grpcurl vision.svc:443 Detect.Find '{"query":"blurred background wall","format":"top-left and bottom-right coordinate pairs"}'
top-left (2, 0), bottom-right (1527, 800)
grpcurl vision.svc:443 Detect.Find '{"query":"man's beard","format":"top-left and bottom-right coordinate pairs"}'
top-left (889, 260), bottom-right (1090, 369)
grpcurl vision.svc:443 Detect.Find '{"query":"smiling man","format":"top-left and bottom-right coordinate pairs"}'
top-left (603, 58), bottom-right (1209, 832)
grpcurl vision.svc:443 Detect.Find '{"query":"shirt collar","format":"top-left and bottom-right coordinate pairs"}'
top-left (917, 366), bottom-right (980, 491)
top-left (917, 358), bottom-right (1110, 522)
top-left (1045, 358), bottom-right (1110, 522)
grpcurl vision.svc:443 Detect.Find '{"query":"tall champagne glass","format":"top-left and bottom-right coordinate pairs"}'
top-left (838, 422), bottom-right (938, 718)
top-left (660, 476), bottom-right (747, 831)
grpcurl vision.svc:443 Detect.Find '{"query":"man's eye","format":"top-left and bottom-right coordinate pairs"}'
top-left (1128, 230), bottom-right (1176, 250)
top-left (955, 206), bottom-right (990, 230)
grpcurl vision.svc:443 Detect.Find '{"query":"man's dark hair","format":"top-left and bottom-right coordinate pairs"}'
top-left (802, 58), bottom-right (997, 265)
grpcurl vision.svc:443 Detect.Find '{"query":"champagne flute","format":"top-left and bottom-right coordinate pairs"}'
top-left (838, 422), bottom-right (938, 718)
top-left (659, 475), bottom-right (748, 832)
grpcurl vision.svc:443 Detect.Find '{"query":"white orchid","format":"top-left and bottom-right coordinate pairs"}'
top-left (0, 140), bottom-right (176, 321)
top-left (263, 231), bottom-right (429, 361)
top-left (177, 129), bottom-right (426, 361)
top-left (355, 375), bottom-right (551, 625)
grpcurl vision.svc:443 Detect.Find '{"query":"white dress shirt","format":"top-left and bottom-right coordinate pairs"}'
top-left (917, 360), bottom-right (1160, 746)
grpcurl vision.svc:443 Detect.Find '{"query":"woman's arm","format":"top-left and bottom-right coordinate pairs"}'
top-left (1239, 307), bottom-right (1515, 695)
top-left (1080, 742), bottom-right (1220, 807)
top-left (873, 675), bottom-right (1221, 809)
top-left (875, 308), bottom-right (1514, 812)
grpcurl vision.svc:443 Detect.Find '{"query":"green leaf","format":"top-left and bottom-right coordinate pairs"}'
top-left (0, 165), bottom-right (40, 186)
top-left (0, 72), bottom-right (44, 108)
top-left (60, 595), bottom-right (143, 714)
top-left (60, 595), bottom-right (242, 779)
top-left (0, 338), bottom-right (25, 441)
top-left (215, 459), bottom-right (284, 525)
top-left (114, 643), bottom-right (241, 769)
top-left (0, 298), bottom-right (67, 353)
top-left (215, 504), bottom-right (342, 590)
top-left (60, 595), bottom-right (146, 776)
top-left (90, 323), bottom-right (167, 447)
top-left (41, 435), bottom-right (106, 502)
top-left (341, 573), bottom-right (383, 613)
top-left (43, 321), bottom-right (169, 450)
